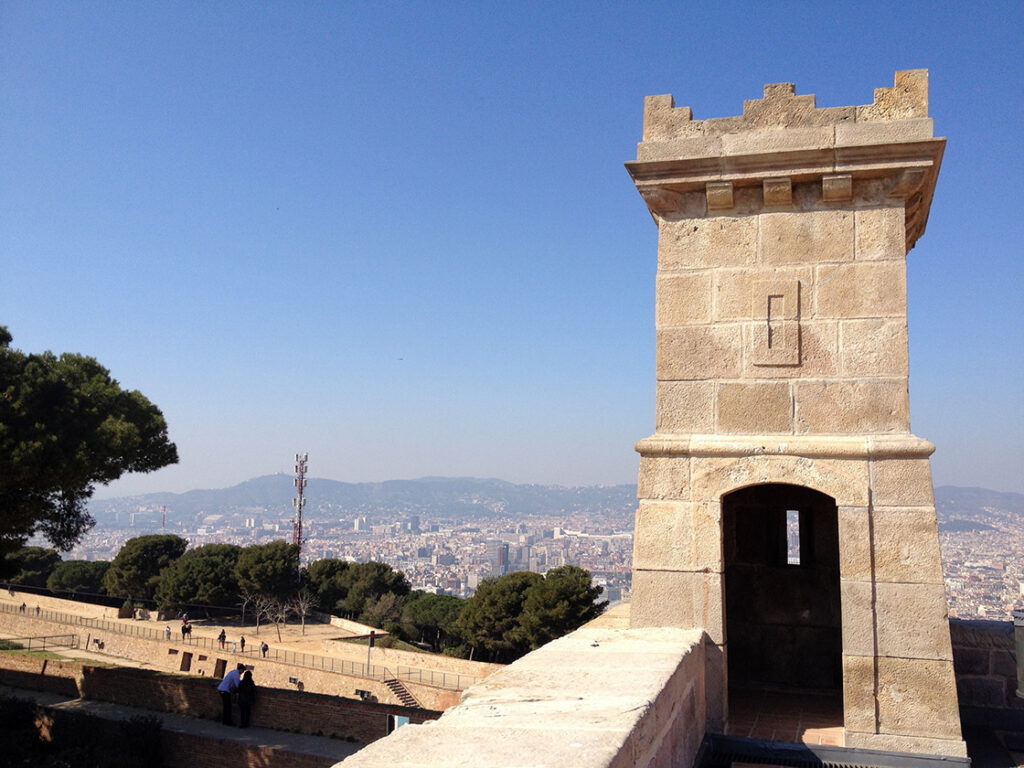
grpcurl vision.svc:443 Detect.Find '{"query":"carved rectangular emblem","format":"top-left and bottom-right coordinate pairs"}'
top-left (751, 279), bottom-right (800, 365)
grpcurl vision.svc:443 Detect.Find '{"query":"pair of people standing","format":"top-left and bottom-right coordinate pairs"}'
top-left (217, 663), bottom-right (257, 727)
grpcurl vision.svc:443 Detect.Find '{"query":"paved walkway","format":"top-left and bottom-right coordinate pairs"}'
top-left (0, 684), bottom-right (362, 764)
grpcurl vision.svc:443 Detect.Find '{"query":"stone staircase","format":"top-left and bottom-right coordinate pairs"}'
top-left (384, 677), bottom-right (418, 708)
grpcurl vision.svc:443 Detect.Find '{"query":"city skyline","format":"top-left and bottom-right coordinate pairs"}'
top-left (3, 2), bottom-right (1022, 498)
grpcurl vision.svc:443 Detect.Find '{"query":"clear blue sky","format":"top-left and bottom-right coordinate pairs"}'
top-left (2, 2), bottom-right (1022, 497)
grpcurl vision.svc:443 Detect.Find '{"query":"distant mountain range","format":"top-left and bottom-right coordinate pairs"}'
top-left (87, 476), bottom-right (1021, 529)
top-left (87, 475), bottom-right (640, 525)
top-left (934, 485), bottom-right (1024, 532)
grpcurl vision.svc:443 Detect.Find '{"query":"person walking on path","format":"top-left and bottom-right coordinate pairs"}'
top-left (240, 635), bottom-right (245, 653)
top-left (231, 639), bottom-right (237, 653)
top-left (218, 629), bottom-right (226, 649)
top-left (260, 641), bottom-right (268, 658)
top-left (237, 669), bottom-right (257, 728)
top-left (164, 625), bottom-right (171, 640)
top-left (217, 663), bottom-right (245, 725)
top-left (180, 623), bottom-right (187, 641)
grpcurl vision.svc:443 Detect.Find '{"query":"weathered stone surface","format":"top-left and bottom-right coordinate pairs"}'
top-left (870, 507), bottom-right (944, 583)
top-left (837, 506), bottom-right (871, 581)
top-left (845, 731), bottom-right (967, 759)
top-left (716, 381), bottom-right (792, 433)
top-left (854, 206), bottom-right (906, 260)
top-left (705, 643), bottom-right (727, 732)
top-left (657, 325), bottom-right (743, 380)
top-left (856, 70), bottom-right (929, 122)
top-left (875, 656), bottom-right (962, 740)
top-left (815, 261), bottom-right (906, 318)
top-left (713, 267), bottom-right (811, 322)
top-left (335, 625), bottom-right (707, 768)
top-left (656, 273), bottom-right (712, 326)
top-left (741, 320), bottom-right (839, 378)
top-left (821, 174), bottom-right (852, 202)
top-left (840, 319), bottom-right (908, 377)
top-left (870, 458), bottom-right (935, 506)
top-left (759, 210), bottom-right (854, 265)
top-left (794, 379), bottom-right (909, 434)
top-left (690, 454), bottom-right (870, 507)
top-left (633, 500), bottom-right (722, 572)
top-left (842, 654), bottom-right (877, 732)
top-left (837, 117), bottom-right (934, 148)
top-left (865, 582), bottom-right (953, 660)
top-left (839, 582), bottom-right (875, 657)
top-left (762, 177), bottom-right (792, 206)
top-left (638, 455), bottom-right (691, 501)
top-left (720, 125), bottom-right (834, 156)
top-left (657, 381), bottom-right (715, 434)
top-left (658, 216), bottom-right (757, 270)
top-left (630, 570), bottom-right (725, 644)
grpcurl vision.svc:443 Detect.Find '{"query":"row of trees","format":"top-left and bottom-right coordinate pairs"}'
top-left (5, 536), bottom-right (606, 663)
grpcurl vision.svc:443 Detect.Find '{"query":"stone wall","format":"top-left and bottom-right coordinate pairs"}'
top-left (0, 604), bottom-right (465, 710)
top-left (950, 618), bottom-right (1023, 722)
top-left (333, 625), bottom-right (707, 768)
top-left (0, 653), bottom-right (440, 743)
top-left (321, 637), bottom-right (503, 684)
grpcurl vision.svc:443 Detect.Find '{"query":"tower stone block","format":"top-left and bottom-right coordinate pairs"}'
top-left (626, 71), bottom-right (964, 757)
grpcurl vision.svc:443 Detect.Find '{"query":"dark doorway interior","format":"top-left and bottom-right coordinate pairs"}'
top-left (723, 483), bottom-right (842, 692)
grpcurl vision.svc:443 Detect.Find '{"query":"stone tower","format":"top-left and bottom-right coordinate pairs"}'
top-left (626, 71), bottom-right (965, 758)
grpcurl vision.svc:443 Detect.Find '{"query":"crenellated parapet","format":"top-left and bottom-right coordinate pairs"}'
top-left (627, 70), bottom-right (944, 253)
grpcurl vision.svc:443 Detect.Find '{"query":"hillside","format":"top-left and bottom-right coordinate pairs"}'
top-left (87, 477), bottom-right (1021, 530)
top-left (88, 476), bottom-right (639, 526)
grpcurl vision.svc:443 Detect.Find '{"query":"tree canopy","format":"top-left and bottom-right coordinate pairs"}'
top-left (155, 543), bottom-right (241, 611)
top-left (46, 559), bottom-right (110, 594)
top-left (518, 565), bottom-right (607, 649)
top-left (304, 558), bottom-right (350, 612)
top-left (103, 534), bottom-right (188, 600)
top-left (337, 561), bottom-right (411, 618)
top-left (0, 328), bottom-right (178, 555)
top-left (1, 545), bottom-right (61, 586)
top-left (401, 591), bottom-right (466, 652)
top-left (455, 570), bottom-right (542, 662)
top-left (454, 567), bottom-right (605, 662)
top-left (234, 541), bottom-right (299, 600)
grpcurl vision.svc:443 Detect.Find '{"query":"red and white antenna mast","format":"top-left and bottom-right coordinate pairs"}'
top-left (292, 453), bottom-right (308, 558)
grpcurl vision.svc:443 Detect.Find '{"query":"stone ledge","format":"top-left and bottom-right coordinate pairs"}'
top-left (635, 433), bottom-right (935, 459)
top-left (332, 626), bottom-right (706, 768)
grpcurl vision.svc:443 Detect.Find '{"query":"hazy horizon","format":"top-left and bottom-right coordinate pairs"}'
top-left (5, 3), bottom-right (1022, 498)
top-left (91, 472), bottom-right (1024, 503)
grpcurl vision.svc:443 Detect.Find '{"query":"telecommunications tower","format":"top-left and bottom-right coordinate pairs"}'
top-left (292, 453), bottom-right (308, 559)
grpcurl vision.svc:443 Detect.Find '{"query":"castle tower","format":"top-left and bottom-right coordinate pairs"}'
top-left (627, 71), bottom-right (965, 758)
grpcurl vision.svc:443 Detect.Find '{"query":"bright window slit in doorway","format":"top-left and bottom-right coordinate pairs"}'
top-left (786, 509), bottom-right (801, 565)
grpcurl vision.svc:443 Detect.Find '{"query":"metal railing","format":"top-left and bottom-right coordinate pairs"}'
top-left (0, 601), bottom-right (482, 690)
top-left (0, 633), bottom-right (78, 652)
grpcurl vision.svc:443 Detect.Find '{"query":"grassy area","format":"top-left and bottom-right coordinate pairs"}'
top-left (0, 646), bottom-right (67, 660)
top-left (338, 634), bottom-right (428, 653)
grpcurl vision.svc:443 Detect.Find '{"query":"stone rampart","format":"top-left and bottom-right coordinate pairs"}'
top-left (333, 625), bottom-right (706, 768)
top-left (0, 601), bottom-right (470, 710)
top-left (321, 637), bottom-right (503, 683)
top-left (950, 618), bottom-right (1023, 727)
top-left (0, 653), bottom-right (439, 743)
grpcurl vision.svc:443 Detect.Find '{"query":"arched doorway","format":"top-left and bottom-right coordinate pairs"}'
top-left (723, 483), bottom-right (842, 693)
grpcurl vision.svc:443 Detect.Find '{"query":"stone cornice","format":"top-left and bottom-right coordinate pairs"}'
top-left (634, 433), bottom-right (936, 460)
top-left (626, 71), bottom-right (945, 252)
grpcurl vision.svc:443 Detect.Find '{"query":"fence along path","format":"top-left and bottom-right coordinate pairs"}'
top-left (0, 601), bottom-right (481, 691)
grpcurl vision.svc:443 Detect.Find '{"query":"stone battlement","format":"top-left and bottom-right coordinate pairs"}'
top-left (628, 71), bottom-right (944, 253)
top-left (642, 69), bottom-right (929, 143)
